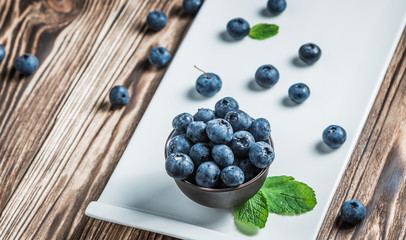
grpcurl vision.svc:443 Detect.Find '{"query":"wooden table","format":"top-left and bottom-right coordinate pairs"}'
top-left (0, 0), bottom-right (405, 239)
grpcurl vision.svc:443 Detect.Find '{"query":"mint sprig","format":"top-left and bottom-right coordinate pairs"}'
top-left (233, 176), bottom-right (317, 229)
top-left (249, 23), bottom-right (279, 40)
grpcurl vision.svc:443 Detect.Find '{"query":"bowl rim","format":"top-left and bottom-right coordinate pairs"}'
top-left (164, 129), bottom-right (274, 193)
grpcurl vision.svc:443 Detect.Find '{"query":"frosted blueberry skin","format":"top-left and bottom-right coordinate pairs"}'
top-left (14, 53), bottom-right (39, 75)
top-left (195, 72), bottom-right (222, 97)
top-left (340, 200), bottom-right (366, 224)
top-left (214, 97), bottom-right (239, 118)
top-left (165, 153), bottom-right (194, 180)
top-left (221, 166), bottom-right (245, 187)
top-left (186, 121), bottom-right (208, 143)
top-left (237, 158), bottom-right (261, 182)
top-left (167, 134), bottom-right (192, 155)
top-left (195, 161), bottom-right (221, 187)
top-left (322, 125), bottom-right (347, 148)
top-left (148, 46), bottom-right (171, 67)
top-left (146, 10), bottom-right (167, 31)
top-left (172, 113), bottom-right (193, 133)
top-left (183, 0), bottom-right (202, 14)
top-left (194, 108), bottom-right (215, 123)
top-left (255, 64), bottom-right (280, 88)
top-left (189, 143), bottom-right (212, 166)
top-left (206, 119), bottom-right (233, 144)
top-left (212, 145), bottom-right (234, 168)
top-left (226, 18), bottom-right (250, 40)
top-left (248, 142), bottom-right (275, 169)
top-left (299, 43), bottom-right (322, 64)
top-left (109, 86), bottom-right (130, 106)
top-left (249, 118), bottom-right (271, 142)
top-left (0, 45), bottom-right (5, 61)
top-left (288, 83), bottom-right (310, 103)
top-left (229, 131), bottom-right (255, 158)
top-left (267, 0), bottom-right (287, 15)
top-left (225, 110), bottom-right (252, 132)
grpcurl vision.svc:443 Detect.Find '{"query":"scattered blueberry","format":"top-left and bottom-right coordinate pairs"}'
top-left (146, 10), bottom-right (167, 31)
top-left (267, 0), bottom-right (287, 15)
top-left (167, 134), bottom-right (193, 155)
top-left (322, 125), bottom-right (347, 148)
top-left (148, 46), bottom-right (172, 67)
top-left (226, 18), bottom-right (250, 40)
top-left (186, 121), bottom-right (208, 143)
top-left (215, 97), bottom-right (239, 118)
top-left (255, 64), bottom-right (280, 88)
top-left (225, 110), bottom-right (252, 132)
top-left (172, 113), bottom-right (193, 133)
top-left (340, 200), bottom-right (366, 224)
top-left (189, 143), bottom-right (212, 166)
top-left (195, 72), bottom-right (222, 97)
top-left (299, 43), bottom-right (322, 64)
top-left (238, 158), bottom-right (261, 182)
top-left (14, 53), bottom-right (39, 75)
top-left (109, 85), bottom-right (130, 106)
top-left (221, 166), bottom-right (245, 187)
top-left (229, 131), bottom-right (255, 157)
top-left (183, 0), bottom-right (202, 14)
top-left (288, 83), bottom-right (310, 103)
top-left (249, 141), bottom-right (275, 168)
top-left (249, 118), bottom-right (271, 142)
top-left (195, 161), bottom-right (221, 187)
top-left (194, 108), bottom-right (215, 123)
top-left (206, 119), bottom-right (233, 144)
top-left (212, 145), bottom-right (234, 168)
top-left (165, 153), bottom-right (194, 180)
top-left (0, 45), bottom-right (5, 62)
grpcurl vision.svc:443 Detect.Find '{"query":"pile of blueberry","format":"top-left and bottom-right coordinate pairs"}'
top-left (165, 97), bottom-right (275, 188)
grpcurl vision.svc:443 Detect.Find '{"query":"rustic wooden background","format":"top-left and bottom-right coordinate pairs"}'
top-left (0, 0), bottom-right (404, 239)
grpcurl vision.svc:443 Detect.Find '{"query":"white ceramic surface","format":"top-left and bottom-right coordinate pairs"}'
top-left (86, 0), bottom-right (406, 239)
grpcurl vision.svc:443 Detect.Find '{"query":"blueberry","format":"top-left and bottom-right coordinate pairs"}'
top-left (340, 200), bottom-right (366, 224)
top-left (0, 45), bottom-right (5, 61)
top-left (255, 64), bottom-right (280, 88)
top-left (288, 83), bottom-right (310, 103)
top-left (195, 161), bottom-right (221, 187)
top-left (221, 166), bottom-right (245, 187)
top-left (194, 108), bottom-right (215, 123)
top-left (186, 121), bottom-right (208, 143)
top-left (249, 118), bottom-right (271, 142)
top-left (225, 110), bottom-right (252, 132)
top-left (146, 10), bottom-right (167, 31)
top-left (172, 113), bottom-right (193, 133)
top-left (226, 18), bottom-right (250, 40)
top-left (195, 72), bottom-right (222, 97)
top-left (212, 145), bottom-right (234, 168)
top-left (148, 46), bottom-right (171, 67)
top-left (14, 53), bottom-right (39, 75)
top-left (167, 134), bottom-right (192, 155)
top-left (165, 153), bottom-right (194, 180)
top-left (238, 158), bottom-right (261, 182)
top-left (183, 0), bottom-right (202, 14)
top-left (299, 43), bottom-right (322, 64)
top-left (206, 119), bottom-right (233, 144)
top-left (267, 0), bottom-right (287, 15)
top-left (214, 97), bottom-right (239, 118)
top-left (322, 125), bottom-right (347, 148)
top-left (249, 141), bottom-right (275, 168)
top-left (189, 143), bottom-right (212, 166)
top-left (229, 131), bottom-right (255, 157)
top-left (109, 85), bottom-right (130, 106)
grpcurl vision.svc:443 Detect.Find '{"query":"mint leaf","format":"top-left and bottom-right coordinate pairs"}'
top-left (249, 24), bottom-right (279, 40)
top-left (261, 176), bottom-right (317, 215)
top-left (233, 190), bottom-right (269, 229)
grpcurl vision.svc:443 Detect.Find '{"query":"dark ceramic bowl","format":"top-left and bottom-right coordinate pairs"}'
top-left (165, 131), bottom-right (274, 208)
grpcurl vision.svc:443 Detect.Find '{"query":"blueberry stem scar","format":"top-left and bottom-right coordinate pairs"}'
top-left (194, 65), bottom-right (211, 79)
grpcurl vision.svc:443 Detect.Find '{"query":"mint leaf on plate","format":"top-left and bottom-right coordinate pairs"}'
top-left (249, 23), bottom-right (279, 40)
top-left (233, 190), bottom-right (269, 229)
top-left (261, 176), bottom-right (317, 215)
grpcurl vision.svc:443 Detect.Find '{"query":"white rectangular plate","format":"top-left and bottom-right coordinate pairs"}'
top-left (86, 0), bottom-right (406, 239)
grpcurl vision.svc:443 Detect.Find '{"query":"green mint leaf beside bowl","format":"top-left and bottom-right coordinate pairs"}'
top-left (249, 23), bottom-right (279, 40)
top-left (234, 190), bottom-right (269, 229)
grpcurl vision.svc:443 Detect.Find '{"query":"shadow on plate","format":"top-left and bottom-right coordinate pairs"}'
top-left (186, 86), bottom-right (208, 101)
top-left (247, 79), bottom-right (267, 92)
top-left (291, 56), bottom-right (310, 68)
top-left (315, 140), bottom-right (335, 154)
top-left (280, 96), bottom-right (300, 107)
top-left (218, 31), bottom-right (239, 43)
